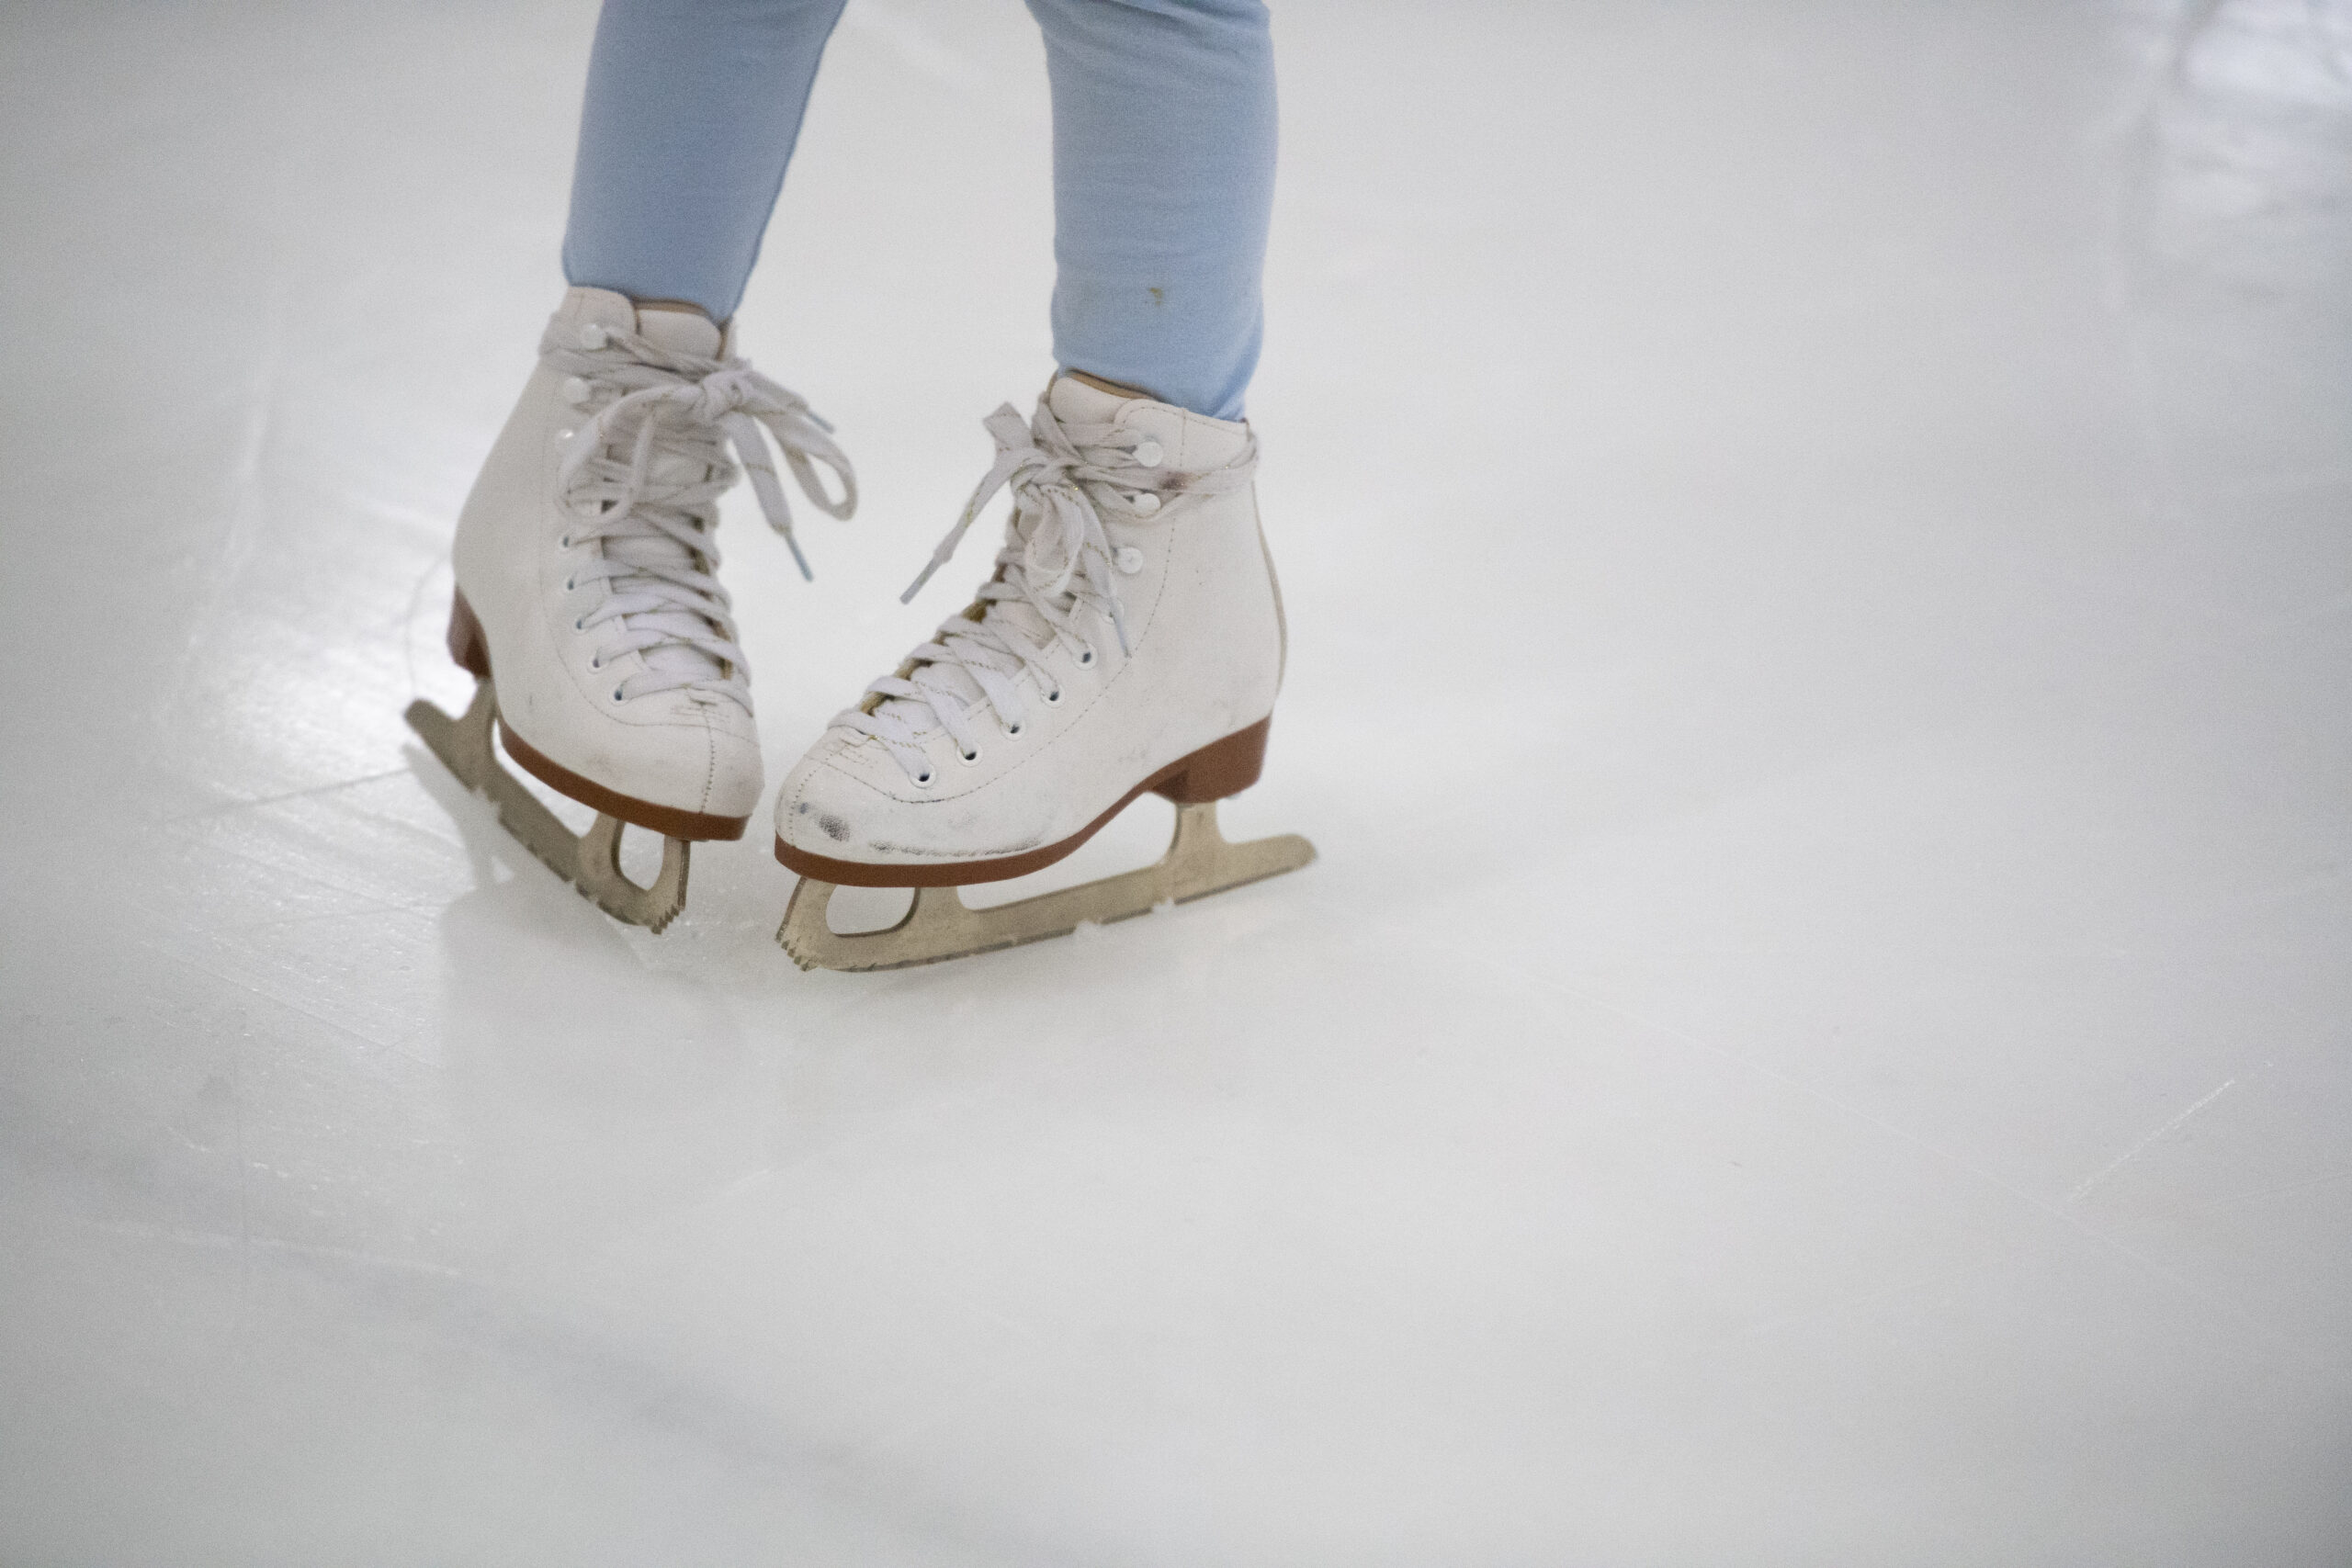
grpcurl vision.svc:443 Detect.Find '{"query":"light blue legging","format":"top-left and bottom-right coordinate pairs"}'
top-left (562, 0), bottom-right (1276, 421)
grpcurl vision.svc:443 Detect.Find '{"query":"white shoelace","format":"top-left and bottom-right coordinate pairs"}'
top-left (837, 397), bottom-right (1254, 785)
top-left (540, 321), bottom-right (855, 711)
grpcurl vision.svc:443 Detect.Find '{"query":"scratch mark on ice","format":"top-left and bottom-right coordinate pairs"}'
top-left (2070, 1077), bottom-right (2236, 1202)
top-left (1458, 949), bottom-right (2318, 1356)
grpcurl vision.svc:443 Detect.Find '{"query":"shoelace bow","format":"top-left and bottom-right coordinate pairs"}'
top-left (540, 322), bottom-right (856, 709)
top-left (840, 398), bottom-right (1254, 784)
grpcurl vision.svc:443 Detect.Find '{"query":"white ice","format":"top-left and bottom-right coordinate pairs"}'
top-left (3, 1), bottom-right (2348, 1562)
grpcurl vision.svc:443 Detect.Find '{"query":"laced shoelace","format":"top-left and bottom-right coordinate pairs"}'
top-left (540, 320), bottom-right (855, 711)
top-left (837, 397), bottom-right (1255, 785)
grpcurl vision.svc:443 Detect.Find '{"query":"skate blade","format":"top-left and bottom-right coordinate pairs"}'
top-left (777, 800), bottom-right (1314, 972)
top-left (404, 682), bottom-right (690, 933)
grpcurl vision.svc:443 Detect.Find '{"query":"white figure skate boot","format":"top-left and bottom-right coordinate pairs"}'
top-left (407, 287), bottom-right (854, 931)
top-left (773, 374), bottom-right (1312, 970)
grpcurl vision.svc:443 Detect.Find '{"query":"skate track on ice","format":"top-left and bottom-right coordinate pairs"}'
top-left (2, 2), bottom-right (2348, 1563)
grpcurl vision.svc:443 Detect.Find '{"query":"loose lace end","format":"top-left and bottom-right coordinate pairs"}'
top-left (899, 553), bottom-right (953, 604)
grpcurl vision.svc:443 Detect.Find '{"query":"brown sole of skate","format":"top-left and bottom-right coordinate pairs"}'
top-left (775, 720), bottom-right (1315, 971)
top-left (402, 592), bottom-right (744, 934)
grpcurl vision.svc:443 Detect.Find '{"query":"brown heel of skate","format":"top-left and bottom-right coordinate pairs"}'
top-left (404, 593), bottom-right (695, 932)
top-left (776, 720), bottom-right (1315, 973)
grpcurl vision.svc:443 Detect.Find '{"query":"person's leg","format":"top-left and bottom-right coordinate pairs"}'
top-left (563, 0), bottom-right (851, 321)
top-left (771, 0), bottom-right (1295, 967)
top-left (1023, 0), bottom-right (1277, 420)
top-left (418, 0), bottom-right (858, 932)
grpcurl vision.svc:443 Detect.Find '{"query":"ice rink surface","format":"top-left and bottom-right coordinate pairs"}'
top-left (4, 0), bottom-right (2349, 1562)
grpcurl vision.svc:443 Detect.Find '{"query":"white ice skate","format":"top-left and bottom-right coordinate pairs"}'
top-left (773, 375), bottom-right (1312, 970)
top-left (407, 287), bottom-right (854, 931)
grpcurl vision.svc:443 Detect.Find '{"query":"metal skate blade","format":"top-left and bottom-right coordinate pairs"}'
top-left (777, 800), bottom-right (1315, 972)
top-left (404, 682), bottom-right (690, 932)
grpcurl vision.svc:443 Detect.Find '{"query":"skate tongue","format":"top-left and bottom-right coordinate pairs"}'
top-left (1046, 374), bottom-right (1132, 425)
top-left (634, 303), bottom-right (723, 360)
top-left (880, 575), bottom-right (1065, 732)
top-left (874, 378), bottom-right (1163, 739)
top-left (598, 304), bottom-right (730, 694)
top-left (1046, 374), bottom-right (1251, 471)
